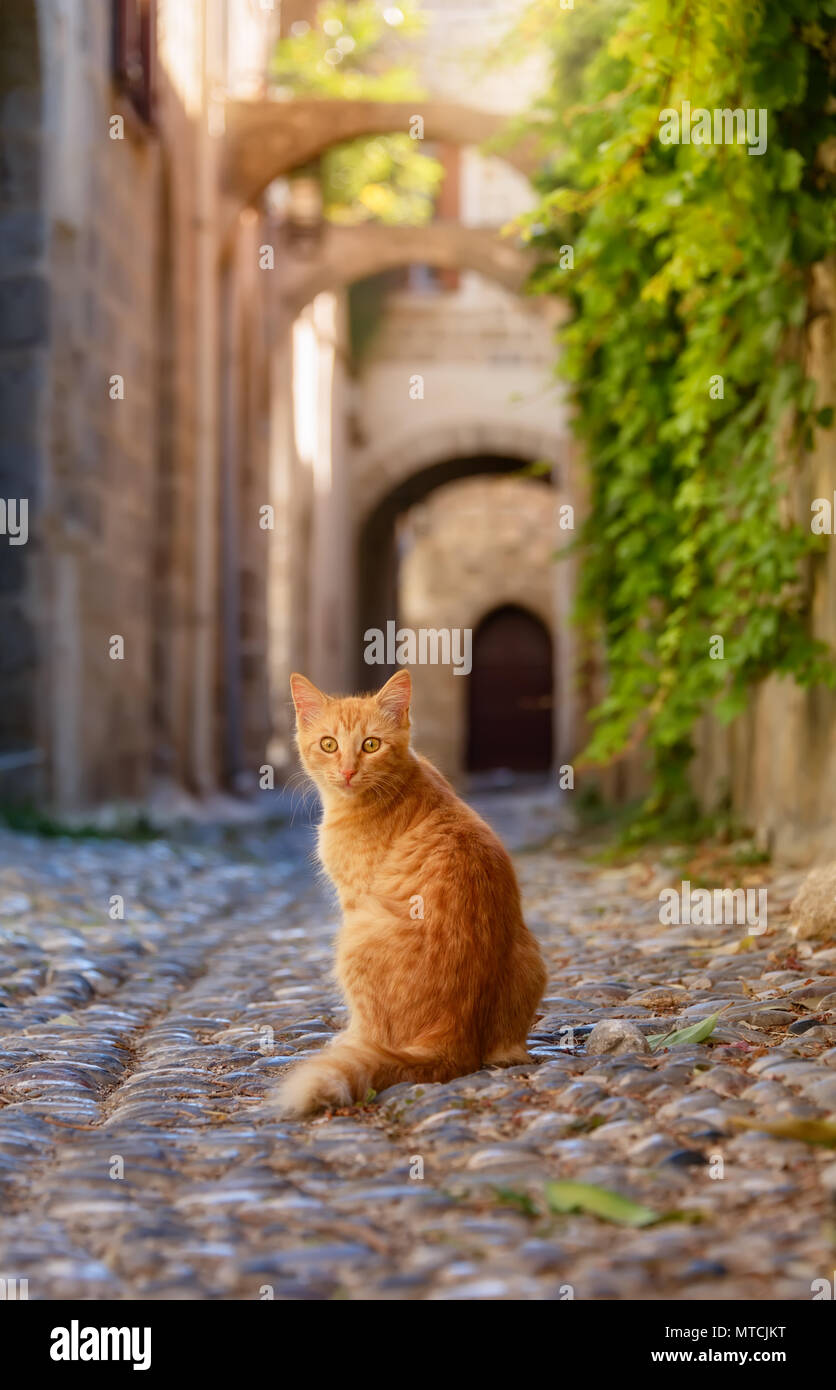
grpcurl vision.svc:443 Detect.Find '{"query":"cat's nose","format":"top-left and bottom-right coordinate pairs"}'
top-left (341, 769), bottom-right (356, 785)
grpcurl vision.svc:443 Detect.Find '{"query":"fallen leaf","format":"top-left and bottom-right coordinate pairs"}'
top-left (730, 1117), bottom-right (836, 1148)
top-left (647, 1012), bottom-right (720, 1051)
top-left (545, 1180), bottom-right (659, 1227)
top-left (714, 935), bottom-right (758, 955)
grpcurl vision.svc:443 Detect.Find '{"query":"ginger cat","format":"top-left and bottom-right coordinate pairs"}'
top-left (277, 668), bottom-right (547, 1117)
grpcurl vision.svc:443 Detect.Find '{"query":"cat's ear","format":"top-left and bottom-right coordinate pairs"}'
top-left (290, 673), bottom-right (328, 727)
top-left (376, 669), bottom-right (411, 725)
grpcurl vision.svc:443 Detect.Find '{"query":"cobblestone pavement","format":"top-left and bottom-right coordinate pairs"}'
top-left (0, 790), bottom-right (834, 1301)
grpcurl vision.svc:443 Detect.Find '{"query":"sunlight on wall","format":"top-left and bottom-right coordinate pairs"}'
top-left (223, 0), bottom-right (280, 96)
top-left (292, 315), bottom-right (317, 468)
top-left (311, 294), bottom-right (337, 495)
top-left (292, 294), bottom-right (338, 491)
top-left (157, 0), bottom-right (203, 114)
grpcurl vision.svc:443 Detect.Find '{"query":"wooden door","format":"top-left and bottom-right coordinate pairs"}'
top-left (466, 606), bottom-right (553, 772)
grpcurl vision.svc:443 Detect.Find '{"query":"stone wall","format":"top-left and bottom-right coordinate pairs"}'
top-left (0, 0), bottom-right (285, 811)
top-left (34, 0), bottom-right (204, 808)
top-left (0, 0), bottom-right (47, 803)
top-left (226, 210), bottom-right (285, 787)
top-left (692, 261), bottom-right (836, 863)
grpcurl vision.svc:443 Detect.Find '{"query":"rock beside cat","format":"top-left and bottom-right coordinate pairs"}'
top-left (586, 1019), bottom-right (651, 1057)
top-left (790, 865), bottom-right (836, 940)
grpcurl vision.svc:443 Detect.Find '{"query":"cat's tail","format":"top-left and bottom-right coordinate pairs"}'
top-left (273, 1033), bottom-right (460, 1118)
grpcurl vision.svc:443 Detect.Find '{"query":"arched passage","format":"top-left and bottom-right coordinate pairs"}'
top-left (467, 606), bottom-right (554, 774)
top-left (355, 454), bottom-right (558, 688)
top-left (278, 222), bottom-right (535, 316)
top-left (222, 98), bottom-right (539, 210)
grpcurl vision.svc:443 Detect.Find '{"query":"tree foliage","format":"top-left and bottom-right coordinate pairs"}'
top-left (520, 0), bottom-right (836, 835)
top-left (270, 1), bottom-right (442, 226)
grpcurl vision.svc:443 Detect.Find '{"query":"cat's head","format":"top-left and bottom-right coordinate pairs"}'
top-left (290, 670), bottom-right (413, 801)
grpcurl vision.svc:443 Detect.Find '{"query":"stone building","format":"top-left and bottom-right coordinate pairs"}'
top-left (0, 0), bottom-right (283, 810)
top-left (0, 1), bottom-right (834, 859)
top-left (0, 0), bottom-right (580, 812)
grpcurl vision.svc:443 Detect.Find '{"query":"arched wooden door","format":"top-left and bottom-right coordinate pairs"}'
top-left (466, 606), bottom-right (554, 773)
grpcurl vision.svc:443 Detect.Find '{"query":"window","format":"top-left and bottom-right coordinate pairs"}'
top-left (112, 0), bottom-right (156, 125)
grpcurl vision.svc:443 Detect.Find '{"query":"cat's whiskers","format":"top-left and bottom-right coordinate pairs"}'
top-left (283, 770), bottom-right (319, 826)
top-left (365, 769), bottom-right (412, 813)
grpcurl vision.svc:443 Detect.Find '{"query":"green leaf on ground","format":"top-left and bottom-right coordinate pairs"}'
top-left (494, 1187), bottom-right (538, 1216)
top-left (647, 1012), bottom-right (720, 1051)
top-left (545, 1181), bottom-right (659, 1227)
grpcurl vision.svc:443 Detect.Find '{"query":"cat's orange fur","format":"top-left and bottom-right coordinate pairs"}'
top-left (276, 668), bottom-right (547, 1117)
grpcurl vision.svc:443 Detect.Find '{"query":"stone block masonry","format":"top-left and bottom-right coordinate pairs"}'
top-left (0, 0), bottom-right (49, 803)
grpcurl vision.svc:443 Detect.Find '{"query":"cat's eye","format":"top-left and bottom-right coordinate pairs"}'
top-left (320, 736), bottom-right (338, 753)
top-left (362, 737), bottom-right (381, 753)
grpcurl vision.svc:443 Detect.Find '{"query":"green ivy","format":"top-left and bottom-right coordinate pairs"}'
top-left (519, 0), bottom-right (836, 837)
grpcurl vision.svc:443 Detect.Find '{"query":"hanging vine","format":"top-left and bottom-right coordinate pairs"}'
top-left (518, 0), bottom-right (836, 837)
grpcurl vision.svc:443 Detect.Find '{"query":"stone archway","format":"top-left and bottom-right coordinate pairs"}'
top-left (355, 419), bottom-right (568, 519)
top-left (277, 221), bottom-right (535, 317)
top-left (0, 0), bottom-right (47, 802)
top-left (355, 452), bottom-right (561, 690)
top-left (222, 98), bottom-right (540, 212)
top-left (385, 472), bottom-right (560, 780)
